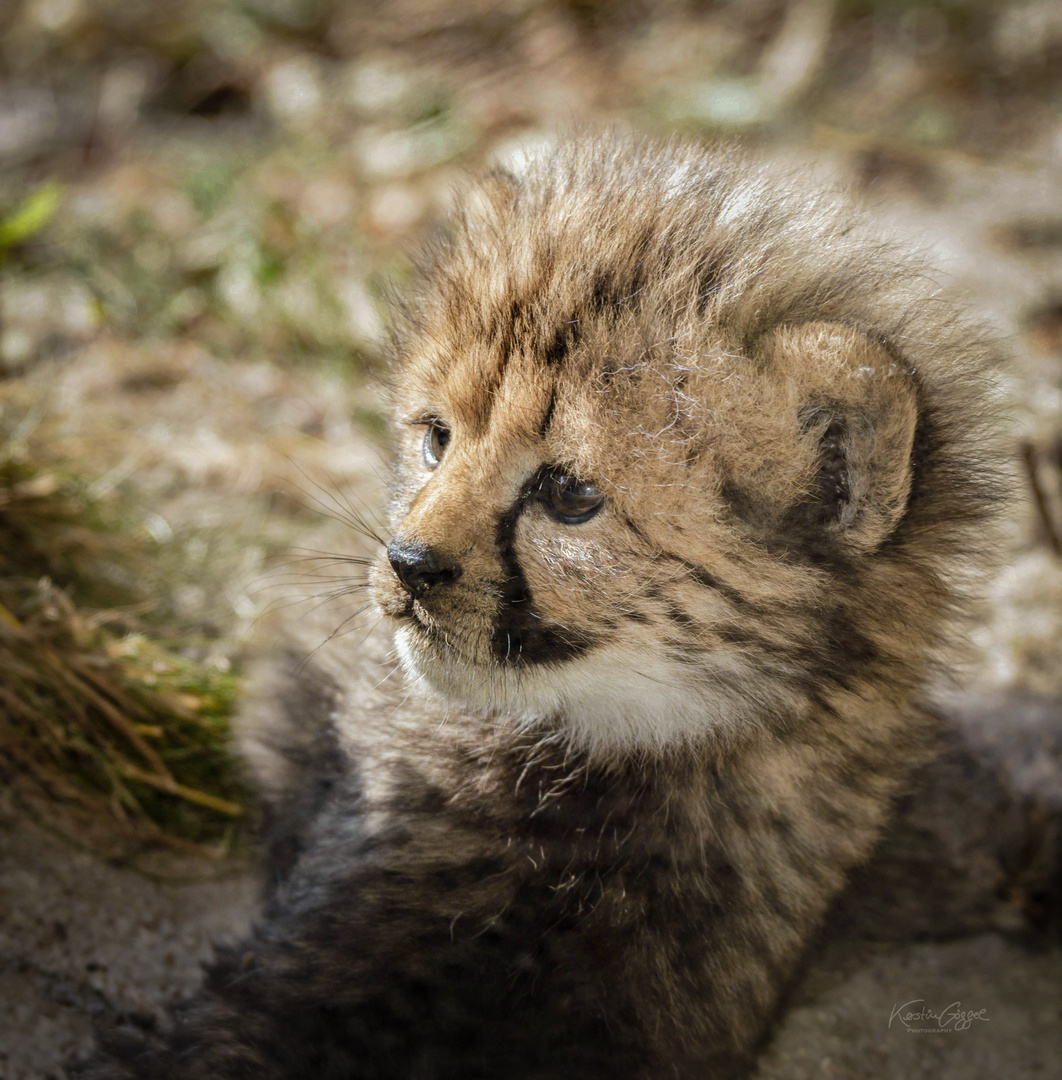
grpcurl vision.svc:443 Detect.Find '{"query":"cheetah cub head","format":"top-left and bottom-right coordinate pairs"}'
top-left (369, 137), bottom-right (997, 758)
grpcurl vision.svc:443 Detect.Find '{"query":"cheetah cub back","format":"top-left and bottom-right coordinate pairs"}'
top-left (80, 136), bottom-right (1003, 1080)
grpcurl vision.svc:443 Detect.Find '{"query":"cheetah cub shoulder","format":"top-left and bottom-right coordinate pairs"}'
top-left (81, 136), bottom-right (1002, 1080)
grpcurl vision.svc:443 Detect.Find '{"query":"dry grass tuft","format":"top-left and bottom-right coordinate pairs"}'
top-left (0, 451), bottom-right (247, 860)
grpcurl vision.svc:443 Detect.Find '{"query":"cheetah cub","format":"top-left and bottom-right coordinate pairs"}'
top-left (80, 136), bottom-right (1001, 1080)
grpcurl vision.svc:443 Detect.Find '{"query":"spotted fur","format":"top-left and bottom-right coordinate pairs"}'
top-left (77, 135), bottom-right (1003, 1080)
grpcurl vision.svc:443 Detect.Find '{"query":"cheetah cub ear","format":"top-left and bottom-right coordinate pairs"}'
top-left (739, 322), bottom-right (919, 558)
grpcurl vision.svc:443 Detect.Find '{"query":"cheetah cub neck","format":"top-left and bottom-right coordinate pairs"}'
top-left (370, 138), bottom-right (998, 762)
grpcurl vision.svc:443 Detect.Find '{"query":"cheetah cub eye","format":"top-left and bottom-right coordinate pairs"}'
top-left (421, 420), bottom-right (450, 468)
top-left (533, 469), bottom-right (604, 525)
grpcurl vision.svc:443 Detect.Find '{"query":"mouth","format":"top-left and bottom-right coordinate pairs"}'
top-left (399, 600), bottom-right (601, 669)
top-left (377, 560), bottom-right (600, 669)
top-left (393, 597), bottom-right (444, 639)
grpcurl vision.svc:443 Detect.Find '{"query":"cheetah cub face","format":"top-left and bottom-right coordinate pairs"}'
top-left (369, 141), bottom-right (984, 757)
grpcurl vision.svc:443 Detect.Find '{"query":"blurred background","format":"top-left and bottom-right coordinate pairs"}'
top-left (0, 2), bottom-right (1060, 1077)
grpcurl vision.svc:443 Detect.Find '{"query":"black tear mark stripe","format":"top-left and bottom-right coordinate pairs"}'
top-left (491, 500), bottom-right (601, 666)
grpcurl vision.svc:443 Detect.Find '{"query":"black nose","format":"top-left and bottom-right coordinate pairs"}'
top-left (387, 538), bottom-right (462, 598)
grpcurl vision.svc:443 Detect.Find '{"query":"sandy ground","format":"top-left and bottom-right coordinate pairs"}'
top-left (0, 810), bottom-right (257, 1080)
top-left (758, 935), bottom-right (1062, 1080)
